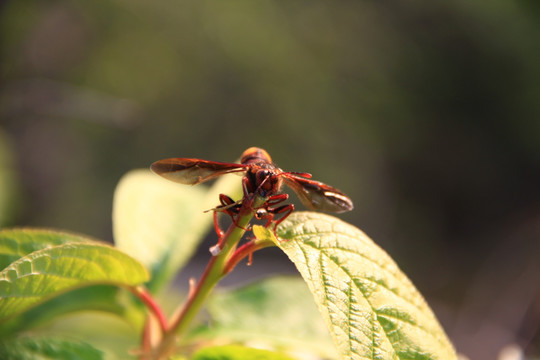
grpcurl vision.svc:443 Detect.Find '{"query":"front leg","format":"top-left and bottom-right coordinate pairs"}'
top-left (211, 194), bottom-right (241, 237)
top-left (265, 193), bottom-right (289, 206)
top-left (265, 203), bottom-right (294, 230)
top-left (252, 193), bottom-right (293, 230)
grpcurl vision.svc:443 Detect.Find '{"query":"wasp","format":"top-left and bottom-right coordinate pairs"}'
top-left (151, 147), bottom-right (353, 233)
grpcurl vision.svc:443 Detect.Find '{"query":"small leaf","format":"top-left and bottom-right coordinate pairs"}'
top-left (0, 228), bottom-right (94, 270)
top-left (0, 242), bottom-right (149, 321)
top-left (0, 335), bottom-right (105, 360)
top-left (192, 345), bottom-right (296, 360)
top-left (0, 129), bottom-right (20, 227)
top-left (266, 212), bottom-right (457, 360)
top-left (203, 276), bottom-right (337, 359)
top-left (113, 169), bottom-right (241, 292)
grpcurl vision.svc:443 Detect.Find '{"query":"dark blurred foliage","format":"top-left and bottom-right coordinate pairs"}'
top-left (1, 1), bottom-right (540, 359)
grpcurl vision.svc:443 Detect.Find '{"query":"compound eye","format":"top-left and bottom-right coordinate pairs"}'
top-left (257, 170), bottom-right (269, 182)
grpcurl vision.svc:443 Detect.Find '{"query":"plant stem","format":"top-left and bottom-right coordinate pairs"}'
top-left (222, 238), bottom-right (274, 275)
top-left (152, 195), bottom-right (266, 359)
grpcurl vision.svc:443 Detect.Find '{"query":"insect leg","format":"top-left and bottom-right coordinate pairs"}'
top-left (265, 193), bottom-right (289, 206)
top-left (211, 194), bottom-right (240, 236)
top-left (266, 204), bottom-right (295, 230)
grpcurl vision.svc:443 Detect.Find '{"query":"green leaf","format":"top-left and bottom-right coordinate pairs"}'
top-left (203, 277), bottom-right (337, 359)
top-left (192, 345), bottom-right (296, 360)
top-left (0, 228), bottom-right (94, 270)
top-left (113, 169), bottom-right (241, 292)
top-left (0, 285), bottom-right (125, 336)
top-left (0, 229), bottom-right (147, 335)
top-left (0, 242), bottom-right (149, 322)
top-left (258, 212), bottom-right (457, 360)
top-left (0, 335), bottom-right (105, 360)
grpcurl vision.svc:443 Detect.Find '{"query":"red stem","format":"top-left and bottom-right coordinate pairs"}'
top-left (131, 286), bottom-right (168, 334)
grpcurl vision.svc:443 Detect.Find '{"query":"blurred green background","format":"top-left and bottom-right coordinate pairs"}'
top-left (1, 1), bottom-right (540, 359)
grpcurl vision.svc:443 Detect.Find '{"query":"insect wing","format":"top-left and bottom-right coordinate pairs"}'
top-left (283, 175), bottom-right (353, 213)
top-left (150, 158), bottom-right (246, 185)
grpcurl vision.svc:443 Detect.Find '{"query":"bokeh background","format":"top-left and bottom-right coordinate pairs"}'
top-left (1, 1), bottom-right (540, 359)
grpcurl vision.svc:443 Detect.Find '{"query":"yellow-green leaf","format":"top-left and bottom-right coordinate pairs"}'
top-left (193, 345), bottom-right (296, 360)
top-left (113, 169), bottom-right (241, 292)
top-left (0, 129), bottom-right (19, 227)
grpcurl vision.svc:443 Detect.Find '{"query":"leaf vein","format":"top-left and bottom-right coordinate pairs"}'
top-left (297, 241), bottom-right (425, 315)
top-left (318, 249), bottom-right (436, 354)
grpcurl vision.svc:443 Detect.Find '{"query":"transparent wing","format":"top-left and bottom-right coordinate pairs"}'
top-left (282, 174), bottom-right (353, 213)
top-left (150, 158), bottom-right (246, 185)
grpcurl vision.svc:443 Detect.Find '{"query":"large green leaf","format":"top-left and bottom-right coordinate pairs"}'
top-left (0, 335), bottom-right (105, 360)
top-left (256, 212), bottom-right (456, 360)
top-left (202, 277), bottom-right (337, 359)
top-left (0, 242), bottom-right (149, 322)
top-left (113, 169), bottom-right (241, 292)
